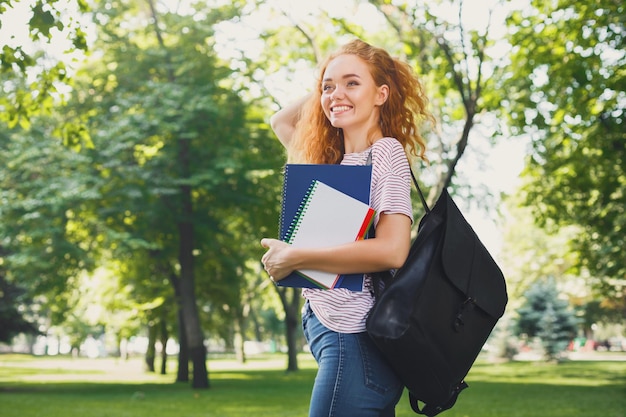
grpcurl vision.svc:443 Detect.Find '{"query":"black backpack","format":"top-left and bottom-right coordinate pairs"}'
top-left (366, 172), bottom-right (508, 416)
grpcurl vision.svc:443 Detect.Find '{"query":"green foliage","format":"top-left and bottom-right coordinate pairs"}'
top-left (498, 196), bottom-right (588, 313)
top-left (66, 0), bottom-right (285, 354)
top-left (0, 276), bottom-right (39, 343)
top-left (4, 0), bottom-right (622, 375)
top-left (0, 0), bottom-right (285, 355)
top-left (0, 0), bottom-right (90, 143)
top-left (359, 0), bottom-right (506, 205)
top-left (0, 119), bottom-right (99, 329)
top-left (515, 277), bottom-right (580, 360)
top-left (503, 0), bottom-right (626, 306)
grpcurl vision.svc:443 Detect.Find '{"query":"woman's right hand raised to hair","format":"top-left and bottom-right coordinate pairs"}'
top-left (269, 93), bottom-right (312, 149)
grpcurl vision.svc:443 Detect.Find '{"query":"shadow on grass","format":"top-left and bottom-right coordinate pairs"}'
top-left (1, 360), bottom-right (625, 417)
top-left (424, 379), bottom-right (626, 417)
top-left (0, 368), bottom-right (317, 417)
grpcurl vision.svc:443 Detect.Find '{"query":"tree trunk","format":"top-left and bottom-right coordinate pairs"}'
top-left (278, 287), bottom-right (301, 372)
top-left (176, 302), bottom-right (189, 382)
top-left (145, 0), bottom-right (205, 386)
top-left (159, 315), bottom-right (168, 375)
top-left (179, 216), bottom-right (209, 388)
top-left (234, 313), bottom-right (246, 364)
top-left (145, 320), bottom-right (157, 372)
top-left (249, 305), bottom-right (262, 342)
top-left (169, 272), bottom-right (189, 383)
top-left (118, 336), bottom-right (127, 360)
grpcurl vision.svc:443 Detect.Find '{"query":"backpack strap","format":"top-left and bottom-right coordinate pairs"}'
top-left (409, 381), bottom-right (469, 416)
top-left (365, 150), bottom-right (431, 298)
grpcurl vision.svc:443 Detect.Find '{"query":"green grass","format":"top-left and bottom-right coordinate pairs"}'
top-left (0, 353), bottom-right (624, 417)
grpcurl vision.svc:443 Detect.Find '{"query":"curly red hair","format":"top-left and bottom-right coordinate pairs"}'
top-left (290, 39), bottom-right (433, 164)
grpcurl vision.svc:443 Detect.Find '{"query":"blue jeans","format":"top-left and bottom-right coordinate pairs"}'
top-left (302, 302), bottom-right (404, 417)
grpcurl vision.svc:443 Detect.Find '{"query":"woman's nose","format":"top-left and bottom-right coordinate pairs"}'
top-left (330, 85), bottom-right (344, 99)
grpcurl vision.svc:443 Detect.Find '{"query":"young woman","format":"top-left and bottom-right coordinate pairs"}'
top-left (260, 39), bottom-right (432, 417)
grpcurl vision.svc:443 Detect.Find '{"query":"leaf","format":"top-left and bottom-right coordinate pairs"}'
top-left (29, 1), bottom-right (63, 40)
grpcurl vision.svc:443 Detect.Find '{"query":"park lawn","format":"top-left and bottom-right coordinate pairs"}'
top-left (0, 353), bottom-right (624, 417)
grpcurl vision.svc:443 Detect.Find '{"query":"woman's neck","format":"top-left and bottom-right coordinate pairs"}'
top-left (343, 127), bottom-right (383, 154)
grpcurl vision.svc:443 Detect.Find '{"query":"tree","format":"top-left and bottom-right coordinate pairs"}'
top-left (366, 0), bottom-right (503, 201)
top-left (502, 0), bottom-right (625, 311)
top-left (68, 0), bottom-right (283, 387)
top-left (515, 277), bottom-right (579, 360)
top-left (0, 117), bottom-right (98, 343)
top-left (0, 1), bottom-right (101, 340)
top-left (499, 196), bottom-right (583, 303)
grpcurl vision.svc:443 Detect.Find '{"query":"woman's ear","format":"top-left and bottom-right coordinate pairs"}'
top-left (376, 84), bottom-right (389, 106)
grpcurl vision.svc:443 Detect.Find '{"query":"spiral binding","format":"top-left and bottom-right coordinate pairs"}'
top-left (283, 180), bottom-right (319, 244)
top-left (279, 165), bottom-right (290, 239)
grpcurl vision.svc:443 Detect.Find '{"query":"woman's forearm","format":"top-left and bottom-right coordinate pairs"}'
top-left (270, 93), bottom-right (312, 148)
top-left (261, 213), bottom-right (412, 280)
top-left (290, 235), bottom-right (410, 275)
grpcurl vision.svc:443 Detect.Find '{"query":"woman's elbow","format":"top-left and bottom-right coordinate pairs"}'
top-left (269, 112), bottom-right (281, 133)
top-left (388, 255), bottom-right (407, 270)
top-left (386, 244), bottom-right (410, 269)
top-left (270, 114), bottom-right (293, 147)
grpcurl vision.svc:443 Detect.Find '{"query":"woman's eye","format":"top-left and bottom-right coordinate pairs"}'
top-left (347, 80), bottom-right (358, 86)
top-left (322, 84), bottom-right (334, 92)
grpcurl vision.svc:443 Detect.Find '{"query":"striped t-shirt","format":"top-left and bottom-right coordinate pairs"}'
top-left (302, 137), bottom-right (413, 334)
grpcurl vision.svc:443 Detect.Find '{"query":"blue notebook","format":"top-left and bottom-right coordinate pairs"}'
top-left (278, 164), bottom-right (373, 290)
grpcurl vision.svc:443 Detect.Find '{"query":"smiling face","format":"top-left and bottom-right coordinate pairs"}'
top-left (320, 54), bottom-right (388, 142)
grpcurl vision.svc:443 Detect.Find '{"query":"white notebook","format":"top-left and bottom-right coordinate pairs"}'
top-left (284, 180), bottom-right (375, 289)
